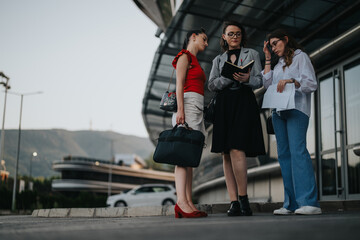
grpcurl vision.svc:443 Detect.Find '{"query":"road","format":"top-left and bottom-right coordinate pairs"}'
top-left (1, 211), bottom-right (360, 240)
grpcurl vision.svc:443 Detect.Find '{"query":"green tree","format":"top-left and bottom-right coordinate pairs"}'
top-left (144, 152), bottom-right (174, 172)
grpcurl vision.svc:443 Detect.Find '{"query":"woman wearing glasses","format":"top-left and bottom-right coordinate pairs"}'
top-left (262, 29), bottom-right (321, 215)
top-left (208, 21), bottom-right (265, 216)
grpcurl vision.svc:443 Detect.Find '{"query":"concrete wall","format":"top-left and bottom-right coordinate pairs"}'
top-left (195, 173), bottom-right (284, 204)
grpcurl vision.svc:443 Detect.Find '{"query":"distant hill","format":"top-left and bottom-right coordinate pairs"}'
top-left (1, 129), bottom-right (155, 178)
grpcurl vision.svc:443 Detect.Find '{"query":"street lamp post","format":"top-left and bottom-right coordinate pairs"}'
top-left (28, 151), bottom-right (37, 191)
top-left (0, 72), bottom-right (10, 164)
top-left (107, 139), bottom-right (114, 197)
top-left (11, 91), bottom-right (43, 211)
top-left (30, 152), bottom-right (37, 179)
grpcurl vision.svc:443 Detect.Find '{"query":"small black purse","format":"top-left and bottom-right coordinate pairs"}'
top-left (153, 123), bottom-right (205, 167)
top-left (204, 85), bottom-right (232, 124)
top-left (203, 94), bottom-right (217, 124)
top-left (266, 115), bottom-right (275, 135)
top-left (160, 69), bottom-right (177, 112)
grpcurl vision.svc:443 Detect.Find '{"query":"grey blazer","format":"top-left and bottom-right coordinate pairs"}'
top-left (208, 47), bottom-right (263, 91)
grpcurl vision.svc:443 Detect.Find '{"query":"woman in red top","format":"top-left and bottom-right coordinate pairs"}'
top-left (172, 28), bottom-right (208, 218)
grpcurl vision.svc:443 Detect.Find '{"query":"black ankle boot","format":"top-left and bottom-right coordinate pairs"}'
top-left (227, 201), bottom-right (241, 216)
top-left (239, 195), bottom-right (252, 216)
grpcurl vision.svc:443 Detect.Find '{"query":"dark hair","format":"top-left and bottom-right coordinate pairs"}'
top-left (182, 28), bottom-right (206, 50)
top-left (267, 29), bottom-right (304, 70)
top-left (220, 21), bottom-right (247, 52)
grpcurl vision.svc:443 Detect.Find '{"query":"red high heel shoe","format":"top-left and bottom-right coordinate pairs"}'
top-left (174, 204), bottom-right (203, 218)
top-left (196, 211), bottom-right (208, 217)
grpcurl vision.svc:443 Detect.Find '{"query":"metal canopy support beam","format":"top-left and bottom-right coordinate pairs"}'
top-left (299, 0), bottom-right (360, 45)
top-left (309, 23), bottom-right (360, 61)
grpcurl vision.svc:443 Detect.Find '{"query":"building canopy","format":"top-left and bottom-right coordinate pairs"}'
top-left (138, 0), bottom-right (360, 143)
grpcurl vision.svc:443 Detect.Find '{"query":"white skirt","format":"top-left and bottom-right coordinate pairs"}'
top-left (172, 92), bottom-right (206, 136)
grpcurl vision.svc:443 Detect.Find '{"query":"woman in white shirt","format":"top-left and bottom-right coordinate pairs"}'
top-left (262, 29), bottom-right (321, 215)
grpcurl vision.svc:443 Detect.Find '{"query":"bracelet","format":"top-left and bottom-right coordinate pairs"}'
top-left (265, 63), bottom-right (271, 65)
top-left (290, 78), bottom-right (296, 83)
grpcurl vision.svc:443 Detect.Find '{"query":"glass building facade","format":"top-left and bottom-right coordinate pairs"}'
top-left (136, 0), bottom-right (360, 202)
top-left (317, 54), bottom-right (360, 199)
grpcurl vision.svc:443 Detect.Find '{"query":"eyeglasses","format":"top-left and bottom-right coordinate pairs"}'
top-left (270, 39), bottom-right (281, 48)
top-left (226, 32), bottom-right (242, 38)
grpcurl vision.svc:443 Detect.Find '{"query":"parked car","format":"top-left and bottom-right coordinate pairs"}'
top-left (106, 184), bottom-right (176, 207)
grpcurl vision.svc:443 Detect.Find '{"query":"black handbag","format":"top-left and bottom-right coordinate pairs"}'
top-left (153, 123), bottom-right (205, 167)
top-left (203, 93), bottom-right (217, 124)
top-left (204, 85), bottom-right (231, 124)
top-left (266, 115), bottom-right (275, 134)
top-left (160, 69), bottom-right (177, 112)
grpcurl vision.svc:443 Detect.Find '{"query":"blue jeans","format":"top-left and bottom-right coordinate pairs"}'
top-left (272, 109), bottom-right (320, 210)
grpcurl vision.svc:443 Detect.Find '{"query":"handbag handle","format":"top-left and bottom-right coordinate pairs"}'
top-left (172, 122), bottom-right (191, 131)
top-left (167, 58), bottom-right (191, 91)
top-left (167, 69), bottom-right (176, 91)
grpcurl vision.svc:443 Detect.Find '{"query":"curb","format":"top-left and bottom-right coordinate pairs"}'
top-left (31, 200), bottom-right (360, 218)
top-left (0, 209), bottom-right (32, 215)
top-left (32, 205), bottom-right (175, 218)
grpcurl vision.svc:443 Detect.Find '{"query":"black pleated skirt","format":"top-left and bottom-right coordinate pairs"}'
top-left (211, 86), bottom-right (265, 157)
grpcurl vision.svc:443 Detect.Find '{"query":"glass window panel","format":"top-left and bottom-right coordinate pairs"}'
top-left (307, 94), bottom-right (316, 154)
top-left (320, 77), bottom-right (335, 151)
top-left (321, 152), bottom-right (341, 196)
top-left (344, 60), bottom-right (360, 145)
top-left (146, 114), bottom-right (164, 124)
top-left (160, 54), bottom-right (175, 66)
top-left (348, 149), bottom-right (360, 194)
top-left (151, 82), bottom-right (175, 98)
top-left (321, 152), bottom-right (337, 195)
top-left (156, 66), bottom-right (173, 78)
top-left (164, 117), bottom-right (173, 126)
top-left (192, 1), bottom-right (230, 18)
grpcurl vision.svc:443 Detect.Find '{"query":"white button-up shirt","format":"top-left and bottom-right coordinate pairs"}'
top-left (261, 49), bottom-right (317, 117)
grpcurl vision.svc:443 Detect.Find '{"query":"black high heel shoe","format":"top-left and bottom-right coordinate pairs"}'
top-left (239, 195), bottom-right (252, 216)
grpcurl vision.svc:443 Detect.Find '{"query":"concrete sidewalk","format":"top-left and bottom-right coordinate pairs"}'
top-left (31, 200), bottom-right (360, 218)
top-left (2, 211), bottom-right (360, 240)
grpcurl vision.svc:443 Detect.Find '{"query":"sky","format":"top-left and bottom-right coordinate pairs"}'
top-left (0, 0), bottom-right (160, 138)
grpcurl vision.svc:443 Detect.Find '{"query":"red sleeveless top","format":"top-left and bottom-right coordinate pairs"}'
top-left (172, 49), bottom-right (206, 96)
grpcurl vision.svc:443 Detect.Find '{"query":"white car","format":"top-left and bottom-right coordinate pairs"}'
top-left (106, 184), bottom-right (177, 207)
